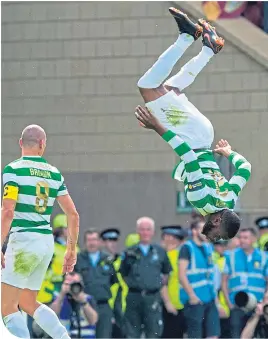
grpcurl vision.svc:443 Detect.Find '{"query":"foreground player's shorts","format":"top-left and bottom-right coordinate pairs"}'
top-left (2, 232), bottom-right (54, 290)
top-left (146, 90), bottom-right (214, 149)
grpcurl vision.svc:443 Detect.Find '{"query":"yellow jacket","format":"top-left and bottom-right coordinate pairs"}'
top-left (109, 256), bottom-right (128, 313)
top-left (213, 252), bottom-right (230, 317)
top-left (37, 269), bottom-right (55, 304)
top-left (167, 248), bottom-right (183, 310)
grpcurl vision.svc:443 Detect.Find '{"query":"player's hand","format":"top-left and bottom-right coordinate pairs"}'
top-left (63, 250), bottom-right (77, 274)
top-left (135, 106), bottom-right (159, 129)
top-left (1, 252), bottom-right (5, 269)
top-left (214, 139), bottom-right (232, 157)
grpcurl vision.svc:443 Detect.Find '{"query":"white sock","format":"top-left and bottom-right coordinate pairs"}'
top-left (165, 46), bottom-right (214, 90)
top-left (33, 304), bottom-right (70, 339)
top-left (137, 33), bottom-right (194, 89)
top-left (3, 311), bottom-right (30, 339)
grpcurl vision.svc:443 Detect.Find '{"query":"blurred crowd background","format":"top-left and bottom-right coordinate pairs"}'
top-left (2, 1), bottom-right (268, 338)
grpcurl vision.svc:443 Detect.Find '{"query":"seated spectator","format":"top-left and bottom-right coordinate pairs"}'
top-left (32, 272), bottom-right (98, 338)
top-left (241, 292), bottom-right (268, 338)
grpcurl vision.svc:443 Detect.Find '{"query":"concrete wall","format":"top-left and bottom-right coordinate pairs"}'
top-left (2, 2), bottom-right (268, 238)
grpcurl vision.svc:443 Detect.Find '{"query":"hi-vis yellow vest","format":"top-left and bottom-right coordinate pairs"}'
top-left (37, 269), bottom-right (55, 304)
top-left (212, 252), bottom-right (230, 317)
top-left (259, 233), bottom-right (268, 251)
top-left (109, 257), bottom-right (128, 313)
top-left (167, 248), bottom-right (183, 310)
top-left (51, 242), bottom-right (80, 283)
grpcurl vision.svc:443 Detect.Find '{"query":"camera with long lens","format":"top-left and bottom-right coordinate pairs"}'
top-left (234, 291), bottom-right (258, 312)
top-left (263, 304), bottom-right (268, 315)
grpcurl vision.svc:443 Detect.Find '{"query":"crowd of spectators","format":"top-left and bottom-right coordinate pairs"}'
top-left (26, 212), bottom-right (268, 338)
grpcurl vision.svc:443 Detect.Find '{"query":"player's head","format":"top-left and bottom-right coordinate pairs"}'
top-left (202, 209), bottom-right (241, 242)
top-left (19, 124), bottom-right (46, 156)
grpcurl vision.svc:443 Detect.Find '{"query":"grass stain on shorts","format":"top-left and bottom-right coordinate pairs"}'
top-left (14, 250), bottom-right (39, 276)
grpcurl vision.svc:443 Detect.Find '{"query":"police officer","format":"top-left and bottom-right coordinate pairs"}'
top-left (100, 228), bottom-right (128, 338)
top-left (75, 229), bottom-right (118, 339)
top-left (213, 240), bottom-right (230, 338)
top-left (179, 221), bottom-right (220, 338)
top-left (120, 217), bottom-right (172, 338)
top-left (256, 217), bottom-right (268, 251)
top-left (161, 225), bottom-right (185, 338)
top-left (222, 227), bottom-right (268, 338)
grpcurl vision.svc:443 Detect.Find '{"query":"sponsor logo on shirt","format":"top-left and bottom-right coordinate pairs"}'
top-left (188, 181), bottom-right (203, 191)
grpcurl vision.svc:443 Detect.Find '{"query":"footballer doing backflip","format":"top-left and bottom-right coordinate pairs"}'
top-left (135, 8), bottom-right (251, 242)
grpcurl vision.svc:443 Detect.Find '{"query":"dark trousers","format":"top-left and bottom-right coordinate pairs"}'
top-left (96, 302), bottom-right (113, 338)
top-left (161, 307), bottom-right (184, 338)
top-left (124, 292), bottom-right (163, 338)
top-left (219, 318), bottom-right (231, 338)
top-left (230, 308), bottom-right (251, 338)
top-left (183, 301), bottom-right (220, 338)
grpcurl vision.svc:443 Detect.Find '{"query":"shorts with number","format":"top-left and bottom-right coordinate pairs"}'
top-left (145, 91), bottom-right (214, 149)
top-left (2, 232), bottom-right (54, 290)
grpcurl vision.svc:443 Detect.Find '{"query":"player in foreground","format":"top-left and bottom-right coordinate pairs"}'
top-left (1, 125), bottom-right (79, 339)
top-left (135, 8), bottom-right (251, 242)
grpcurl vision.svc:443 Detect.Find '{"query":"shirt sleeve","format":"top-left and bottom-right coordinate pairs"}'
top-left (2, 165), bottom-right (19, 200)
top-left (57, 175), bottom-right (68, 197)
top-left (228, 151), bottom-right (251, 198)
top-left (161, 130), bottom-right (209, 200)
top-left (179, 244), bottom-right (191, 261)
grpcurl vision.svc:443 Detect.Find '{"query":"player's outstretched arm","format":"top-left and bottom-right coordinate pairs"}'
top-left (57, 194), bottom-right (79, 273)
top-left (214, 139), bottom-right (251, 197)
top-left (135, 106), bottom-right (207, 189)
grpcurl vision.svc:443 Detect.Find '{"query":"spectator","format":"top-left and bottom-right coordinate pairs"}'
top-left (222, 228), bottom-right (268, 338)
top-left (50, 272), bottom-right (98, 338)
top-left (100, 228), bottom-right (128, 338)
top-left (120, 217), bottom-right (173, 338)
top-left (213, 240), bottom-right (230, 338)
top-left (179, 221), bottom-right (220, 338)
top-left (75, 229), bottom-right (118, 339)
top-left (160, 225), bottom-right (185, 338)
top-left (241, 292), bottom-right (268, 338)
top-left (226, 235), bottom-right (240, 250)
top-left (256, 217), bottom-right (268, 251)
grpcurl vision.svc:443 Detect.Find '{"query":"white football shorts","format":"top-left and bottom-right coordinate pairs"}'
top-left (145, 90), bottom-right (214, 149)
top-left (2, 232), bottom-right (54, 291)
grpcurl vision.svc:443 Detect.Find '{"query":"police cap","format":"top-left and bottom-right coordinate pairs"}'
top-left (100, 228), bottom-right (120, 241)
top-left (161, 225), bottom-right (185, 239)
top-left (255, 217), bottom-right (268, 229)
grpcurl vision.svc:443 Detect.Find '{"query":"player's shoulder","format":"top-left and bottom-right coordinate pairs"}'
top-left (2, 158), bottom-right (22, 173)
top-left (45, 162), bottom-right (64, 178)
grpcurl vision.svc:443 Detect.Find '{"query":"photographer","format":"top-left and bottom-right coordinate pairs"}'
top-left (50, 272), bottom-right (98, 338)
top-left (241, 293), bottom-right (268, 338)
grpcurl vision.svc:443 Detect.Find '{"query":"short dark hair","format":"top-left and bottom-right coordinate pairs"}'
top-left (239, 227), bottom-right (258, 237)
top-left (84, 228), bottom-right (99, 242)
top-left (220, 210), bottom-right (241, 239)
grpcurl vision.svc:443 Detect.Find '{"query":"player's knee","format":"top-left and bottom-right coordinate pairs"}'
top-left (19, 299), bottom-right (39, 317)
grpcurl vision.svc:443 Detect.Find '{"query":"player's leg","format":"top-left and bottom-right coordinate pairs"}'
top-left (165, 20), bottom-right (224, 91)
top-left (137, 8), bottom-right (203, 103)
top-left (19, 289), bottom-right (71, 339)
top-left (1, 283), bottom-right (30, 338)
top-left (18, 234), bottom-right (71, 339)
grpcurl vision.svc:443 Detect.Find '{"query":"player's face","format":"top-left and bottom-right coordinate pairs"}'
top-left (85, 233), bottom-right (100, 252)
top-left (137, 223), bottom-right (155, 244)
